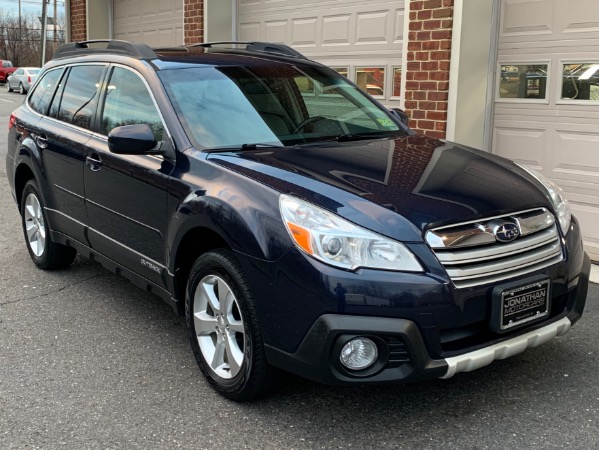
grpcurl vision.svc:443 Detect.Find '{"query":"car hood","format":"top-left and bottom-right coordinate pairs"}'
top-left (206, 135), bottom-right (549, 243)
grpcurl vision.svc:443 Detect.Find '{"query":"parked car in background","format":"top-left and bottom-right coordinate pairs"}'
top-left (0, 60), bottom-right (17, 83)
top-left (6, 68), bottom-right (41, 94)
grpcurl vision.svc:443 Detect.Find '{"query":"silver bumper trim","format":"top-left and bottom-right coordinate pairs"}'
top-left (440, 317), bottom-right (571, 379)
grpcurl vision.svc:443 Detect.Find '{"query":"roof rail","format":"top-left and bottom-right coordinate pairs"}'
top-left (52, 40), bottom-right (157, 60)
top-left (189, 41), bottom-right (307, 59)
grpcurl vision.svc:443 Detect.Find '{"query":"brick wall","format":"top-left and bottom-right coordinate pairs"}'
top-left (70, 0), bottom-right (87, 42)
top-left (404, 0), bottom-right (454, 139)
top-left (184, 0), bottom-right (204, 44)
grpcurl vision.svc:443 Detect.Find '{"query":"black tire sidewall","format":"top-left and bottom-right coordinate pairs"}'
top-left (21, 181), bottom-right (51, 268)
top-left (185, 250), bottom-right (259, 397)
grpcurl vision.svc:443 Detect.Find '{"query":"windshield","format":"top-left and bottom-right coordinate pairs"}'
top-left (159, 65), bottom-right (405, 149)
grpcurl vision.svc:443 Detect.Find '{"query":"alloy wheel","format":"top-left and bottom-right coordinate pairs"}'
top-left (193, 274), bottom-right (246, 379)
top-left (24, 193), bottom-right (46, 257)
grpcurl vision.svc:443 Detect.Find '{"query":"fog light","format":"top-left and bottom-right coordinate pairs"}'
top-left (340, 337), bottom-right (378, 370)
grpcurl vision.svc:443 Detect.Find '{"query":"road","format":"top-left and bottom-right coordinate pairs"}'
top-left (0, 88), bottom-right (598, 449)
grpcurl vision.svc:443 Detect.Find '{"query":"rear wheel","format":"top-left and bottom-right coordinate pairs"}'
top-left (185, 249), bottom-right (273, 401)
top-left (19, 82), bottom-right (26, 95)
top-left (21, 180), bottom-right (77, 269)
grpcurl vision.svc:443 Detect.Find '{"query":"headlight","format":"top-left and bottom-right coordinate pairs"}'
top-left (516, 164), bottom-right (571, 235)
top-left (279, 194), bottom-right (423, 272)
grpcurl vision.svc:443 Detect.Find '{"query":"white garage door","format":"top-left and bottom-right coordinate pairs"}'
top-left (113, 0), bottom-right (183, 47)
top-left (237, 0), bottom-right (405, 106)
top-left (492, 0), bottom-right (599, 261)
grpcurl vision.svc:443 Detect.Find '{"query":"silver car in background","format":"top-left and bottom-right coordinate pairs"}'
top-left (6, 67), bottom-right (40, 94)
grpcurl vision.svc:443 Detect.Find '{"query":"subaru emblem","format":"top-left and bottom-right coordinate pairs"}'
top-left (494, 222), bottom-right (520, 243)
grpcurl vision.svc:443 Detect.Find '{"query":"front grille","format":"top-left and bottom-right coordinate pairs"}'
top-left (426, 208), bottom-right (563, 289)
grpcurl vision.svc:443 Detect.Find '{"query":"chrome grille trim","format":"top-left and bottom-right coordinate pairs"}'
top-left (425, 208), bottom-right (554, 249)
top-left (428, 209), bottom-right (563, 289)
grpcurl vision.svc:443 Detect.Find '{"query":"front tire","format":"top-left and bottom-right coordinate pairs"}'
top-left (185, 249), bottom-right (273, 401)
top-left (6, 81), bottom-right (12, 92)
top-left (21, 180), bottom-right (77, 270)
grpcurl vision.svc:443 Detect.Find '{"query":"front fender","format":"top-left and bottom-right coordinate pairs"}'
top-left (166, 153), bottom-right (294, 272)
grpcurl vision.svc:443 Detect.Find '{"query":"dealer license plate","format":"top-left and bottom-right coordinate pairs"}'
top-left (498, 279), bottom-right (550, 331)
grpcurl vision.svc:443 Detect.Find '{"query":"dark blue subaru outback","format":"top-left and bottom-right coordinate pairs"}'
top-left (5, 40), bottom-right (590, 401)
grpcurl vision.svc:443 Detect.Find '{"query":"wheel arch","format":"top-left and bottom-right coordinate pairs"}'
top-left (172, 225), bottom-right (230, 306)
top-left (14, 162), bottom-right (36, 211)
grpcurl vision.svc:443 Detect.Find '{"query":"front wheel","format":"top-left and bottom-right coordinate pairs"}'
top-left (21, 180), bottom-right (77, 269)
top-left (6, 81), bottom-right (12, 92)
top-left (185, 249), bottom-right (273, 401)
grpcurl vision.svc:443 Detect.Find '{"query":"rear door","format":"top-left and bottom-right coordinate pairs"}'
top-left (38, 64), bottom-right (107, 244)
top-left (84, 65), bottom-right (174, 287)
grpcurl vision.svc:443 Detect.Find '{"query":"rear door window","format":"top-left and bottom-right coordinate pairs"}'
top-left (55, 65), bottom-right (105, 130)
top-left (28, 68), bottom-right (64, 115)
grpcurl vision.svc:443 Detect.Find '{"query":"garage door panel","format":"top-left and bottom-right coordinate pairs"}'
top-left (321, 15), bottom-right (351, 46)
top-left (492, 126), bottom-right (546, 168)
top-left (495, 0), bottom-right (599, 260)
top-left (113, 0), bottom-right (183, 47)
top-left (500, 0), bottom-right (553, 37)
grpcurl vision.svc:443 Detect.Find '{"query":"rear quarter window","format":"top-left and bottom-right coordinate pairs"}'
top-left (55, 65), bottom-right (105, 130)
top-left (28, 68), bottom-right (64, 115)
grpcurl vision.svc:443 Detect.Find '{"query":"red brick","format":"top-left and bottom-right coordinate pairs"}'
top-left (438, 81), bottom-right (450, 91)
top-left (423, 20), bottom-right (442, 30)
top-left (444, 0), bottom-right (454, 6)
top-left (422, 40), bottom-right (440, 51)
top-left (435, 121), bottom-right (447, 131)
top-left (431, 30), bottom-right (452, 39)
top-left (431, 51), bottom-right (451, 61)
top-left (412, 109), bottom-right (426, 119)
top-left (407, 61), bottom-right (421, 71)
top-left (408, 41), bottom-right (422, 51)
top-left (408, 31), bottom-right (418, 41)
top-left (442, 19), bottom-right (452, 28)
top-left (414, 71), bottom-right (429, 81)
top-left (419, 101), bottom-right (437, 110)
top-left (409, 21), bottom-right (423, 31)
top-left (440, 40), bottom-right (452, 50)
top-left (416, 31), bottom-right (432, 41)
top-left (427, 111), bottom-right (448, 120)
top-left (410, 11), bottom-right (417, 20)
top-left (439, 60), bottom-right (450, 71)
top-left (406, 81), bottom-right (420, 90)
top-left (405, 100), bottom-right (418, 109)
top-left (423, 0), bottom-right (443, 9)
top-left (417, 10), bottom-right (432, 20)
top-left (433, 7), bottom-right (453, 18)
top-left (415, 51), bottom-right (429, 61)
top-left (411, 1), bottom-right (424, 10)
top-left (418, 120), bottom-right (435, 130)
top-left (419, 81), bottom-right (437, 90)
top-left (421, 61), bottom-right (438, 70)
top-left (430, 71), bottom-right (450, 81)
top-left (437, 101), bottom-right (449, 110)
top-left (428, 91), bottom-right (448, 101)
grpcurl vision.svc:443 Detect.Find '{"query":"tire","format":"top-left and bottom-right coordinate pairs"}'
top-left (19, 82), bottom-right (26, 95)
top-left (20, 180), bottom-right (77, 270)
top-left (185, 249), bottom-right (273, 401)
top-left (6, 81), bottom-right (12, 92)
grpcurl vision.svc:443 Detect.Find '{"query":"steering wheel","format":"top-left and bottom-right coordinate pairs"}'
top-left (292, 116), bottom-right (328, 134)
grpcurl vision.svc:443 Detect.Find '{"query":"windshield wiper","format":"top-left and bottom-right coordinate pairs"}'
top-left (335, 131), bottom-right (402, 142)
top-left (204, 143), bottom-right (285, 153)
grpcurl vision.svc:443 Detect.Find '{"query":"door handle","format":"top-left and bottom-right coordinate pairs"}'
top-left (35, 133), bottom-right (48, 149)
top-left (86, 153), bottom-right (103, 171)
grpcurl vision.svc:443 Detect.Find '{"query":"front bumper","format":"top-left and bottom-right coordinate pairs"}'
top-left (265, 254), bottom-right (590, 385)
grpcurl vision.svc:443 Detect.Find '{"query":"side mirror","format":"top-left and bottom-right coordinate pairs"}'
top-left (108, 124), bottom-right (160, 155)
top-left (389, 108), bottom-right (410, 128)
